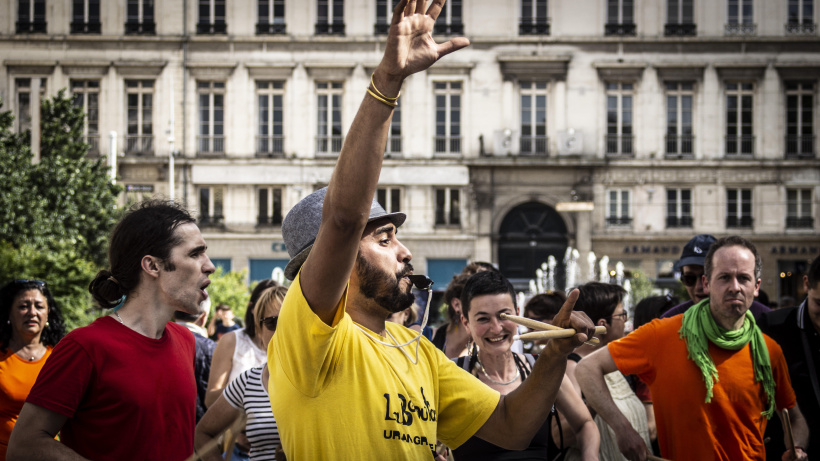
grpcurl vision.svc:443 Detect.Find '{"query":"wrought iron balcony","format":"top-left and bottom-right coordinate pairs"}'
top-left (434, 23), bottom-right (464, 35)
top-left (199, 215), bottom-right (225, 227)
top-left (315, 22), bottom-right (345, 35)
top-left (726, 216), bottom-right (753, 228)
top-left (725, 135), bottom-right (755, 157)
top-left (666, 216), bottom-right (693, 228)
top-left (785, 135), bottom-right (815, 158)
top-left (256, 136), bottom-right (285, 157)
top-left (16, 21), bottom-right (47, 34)
top-left (434, 136), bottom-right (462, 155)
top-left (665, 134), bottom-right (694, 158)
top-left (316, 135), bottom-right (344, 155)
top-left (125, 135), bottom-right (154, 156)
top-left (606, 216), bottom-right (633, 226)
top-left (70, 21), bottom-right (101, 34)
top-left (257, 214), bottom-right (283, 227)
top-left (83, 134), bottom-right (100, 157)
top-left (385, 135), bottom-right (402, 156)
top-left (519, 19), bottom-right (550, 35)
top-left (374, 22), bottom-right (390, 35)
top-left (664, 23), bottom-right (696, 36)
top-left (256, 23), bottom-right (286, 34)
top-left (605, 134), bottom-right (633, 156)
top-left (519, 135), bottom-right (549, 156)
top-left (196, 22), bottom-right (227, 34)
top-left (725, 22), bottom-right (756, 35)
top-left (786, 217), bottom-right (814, 229)
top-left (124, 21), bottom-right (155, 34)
top-left (197, 136), bottom-right (225, 156)
top-left (605, 23), bottom-right (636, 36)
top-left (785, 21), bottom-right (816, 35)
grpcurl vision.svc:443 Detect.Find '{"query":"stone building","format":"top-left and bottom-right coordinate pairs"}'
top-left (1, 0), bottom-right (818, 302)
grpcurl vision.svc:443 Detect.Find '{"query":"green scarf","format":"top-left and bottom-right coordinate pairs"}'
top-left (679, 299), bottom-right (776, 419)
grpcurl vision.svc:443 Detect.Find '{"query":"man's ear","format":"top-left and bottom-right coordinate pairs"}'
top-left (753, 278), bottom-right (761, 298)
top-left (702, 274), bottom-right (710, 295)
top-left (141, 255), bottom-right (161, 279)
top-left (597, 318), bottom-right (609, 328)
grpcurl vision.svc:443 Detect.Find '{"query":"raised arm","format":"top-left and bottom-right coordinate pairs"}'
top-left (299, 0), bottom-right (470, 324)
top-left (8, 403), bottom-right (87, 461)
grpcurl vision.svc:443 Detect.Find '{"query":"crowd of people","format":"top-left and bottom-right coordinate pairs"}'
top-left (0, 1), bottom-right (817, 460)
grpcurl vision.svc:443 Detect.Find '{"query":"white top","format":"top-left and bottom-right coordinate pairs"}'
top-left (229, 328), bottom-right (266, 384)
top-left (224, 366), bottom-right (279, 461)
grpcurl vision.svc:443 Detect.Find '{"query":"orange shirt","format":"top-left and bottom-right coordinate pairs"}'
top-left (0, 347), bottom-right (52, 461)
top-left (609, 316), bottom-right (796, 461)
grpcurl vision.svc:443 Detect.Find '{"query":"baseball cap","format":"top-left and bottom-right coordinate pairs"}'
top-left (676, 234), bottom-right (717, 270)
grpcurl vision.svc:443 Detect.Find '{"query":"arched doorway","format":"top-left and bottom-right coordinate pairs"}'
top-left (498, 201), bottom-right (569, 288)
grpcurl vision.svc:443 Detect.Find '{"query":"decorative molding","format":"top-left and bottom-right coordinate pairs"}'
top-left (303, 62), bottom-right (356, 79)
top-left (426, 61), bottom-right (475, 76)
top-left (774, 63), bottom-right (820, 80)
top-left (4, 60), bottom-right (57, 75)
top-left (654, 63), bottom-right (706, 81)
top-left (61, 60), bottom-right (110, 76)
top-left (186, 62), bottom-right (238, 79)
top-left (245, 63), bottom-right (296, 79)
top-left (498, 56), bottom-right (570, 81)
top-left (593, 62), bottom-right (647, 81)
top-left (714, 62), bottom-right (767, 81)
top-left (114, 60), bottom-right (167, 77)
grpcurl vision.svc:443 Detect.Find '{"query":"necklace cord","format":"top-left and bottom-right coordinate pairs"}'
top-left (354, 287), bottom-right (433, 365)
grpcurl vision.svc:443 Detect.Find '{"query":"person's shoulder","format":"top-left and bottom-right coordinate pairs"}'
top-left (660, 300), bottom-right (693, 319)
top-left (758, 305), bottom-right (798, 330)
top-left (61, 316), bottom-right (117, 342)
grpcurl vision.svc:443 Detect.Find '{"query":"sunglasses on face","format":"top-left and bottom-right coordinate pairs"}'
top-left (259, 316), bottom-right (278, 331)
top-left (680, 274), bottom-right (700, 287)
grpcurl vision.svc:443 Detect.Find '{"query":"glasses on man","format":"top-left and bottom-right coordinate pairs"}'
top-left (259, 316), bottom-right (278, 331)
top-left (607, 312), bottom-right (628, 322)
top-left (680, 274), bottom-right (700, 287)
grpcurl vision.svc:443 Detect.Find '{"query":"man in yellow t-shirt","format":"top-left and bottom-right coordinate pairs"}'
top-left (268, 1), bottom-right (597, 459)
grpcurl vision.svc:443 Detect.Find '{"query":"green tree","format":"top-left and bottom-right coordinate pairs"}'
top-left (627, 270), bottom-right (655, 308)
top-left (207, 268), bottom-right (252, 320)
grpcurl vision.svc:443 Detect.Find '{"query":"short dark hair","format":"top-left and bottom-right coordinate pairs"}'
top-left (524, 291), bottom-right (567, 322)
top-left (460, 271), bottom-right (517, 319)
top-left (633, 295), bottom-right (678, 330)
top-left (0, 280), bottom-right (66, 352)
top-left (88, 200), bottom-right (196, 309)
top-left (245, 279), bottom-right (278, 339)
top-left (573, 282), bottom-right (627, 324)
top-left (703, 235), bottom-right (761, 282)
top-left (807, 255), bottom-right (820, 289)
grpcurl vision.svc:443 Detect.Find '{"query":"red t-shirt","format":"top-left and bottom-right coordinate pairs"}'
top-left (609, 316), bottom-right (796, 461)
top-left (27, 316), bottom-right (196, 461)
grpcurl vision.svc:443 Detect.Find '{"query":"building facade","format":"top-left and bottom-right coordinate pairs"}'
top-left (1, 0), bottom-right (818, 302)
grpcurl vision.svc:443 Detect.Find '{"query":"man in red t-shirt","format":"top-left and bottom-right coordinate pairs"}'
top-left (8, 201), bottom-right (216, 461)
top-left (576, 236), bottom-right (810, 461)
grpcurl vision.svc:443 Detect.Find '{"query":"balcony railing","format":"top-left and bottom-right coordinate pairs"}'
top-left (606, 216), bottom-right (633, 226)
top-left (83, 134), bottom-right (100, 156)
top-left (197, 135), bottom-right (225, 156)
top-left (605, 134), bottom-right (633, 156)
top-left (434, 136), bottom-right (462, 154)
top-left (125, 21), bottom-right (155, 34)
top-left (316, 135), bottom-right (343, 155)
top-left (725, 22), bottom-right (756, 35)
top-left (785, 21), bottom-right (816, 35)
top-left (315, 22), bottom-right (345, 35)
top-left (666, 216), bottom-right (693, 228)
top-left (16, 21), bottom-right (47, 34)
top-left (785, 135), bottom-right (815, 158)
top-left (196, 22), bottom-right (227, 34)
top-left (374, 22), bottom-right (390, 35)
top-left (199, 215), bottom-right (225, 227)
top-left (726, 216), bottom-right (753, 228)
top-left (605, 22), bottom-right (636, 36)
top-left (434, 23), bottom-right (464, 35)
top-left (725, 136), bottom-right (755, 157)
top-left (125, 135), bottom-right (154, 156)
top-left (385, 135), bottom-right (402, 156)
top-left (666, 134), bottom-right (694, 158)
top-left (257, 214), bottom-right (283, 227)
top-left (70, 21), bottom-right (101, 34)
top-left (519, 19), bottom-right (550, 35)
top-left (435, 210), bottom-right (461, 227)
top-left (256, 22), bottom-right (286, 34)
top-left (256, 135), bottom-right (284, 157)
top-left (520, 135), bottom-right (549, 156)
top-left (786, 217), bottom-right (814, 229)
top-left (664, 23), bottom-right (696, 36)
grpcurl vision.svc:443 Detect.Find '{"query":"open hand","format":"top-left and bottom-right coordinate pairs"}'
top-left (548, 289), bottom-right (596, 356)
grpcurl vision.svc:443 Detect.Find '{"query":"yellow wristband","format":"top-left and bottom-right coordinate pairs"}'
top-left (370, 73), bottom-right (400, 101)
top-left (366, 87), bottom-right (398, 108)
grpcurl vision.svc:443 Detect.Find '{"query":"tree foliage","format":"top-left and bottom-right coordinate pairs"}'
top-left (207, 268), bottom-right (252, 319)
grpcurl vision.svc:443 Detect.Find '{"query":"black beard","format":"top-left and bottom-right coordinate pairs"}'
top-left (356, 254), bottom-right (415, 314)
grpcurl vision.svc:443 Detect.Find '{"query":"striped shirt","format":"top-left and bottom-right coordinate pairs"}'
top-left (223, 366), bottom-right (279, 461)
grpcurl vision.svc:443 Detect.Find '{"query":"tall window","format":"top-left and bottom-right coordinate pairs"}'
top-left (786, 0), bottom-right (815, 34)
top-left (316, 0), bottom-right (345, 35)
top-left (606, 82), bottom-right (633, 156)
top-left (434, 82), bottom-right (462, 155)
top-left (435, 188), bottom-right (461, 227)
top-left (726, 0), bottom-right (755, 35)
top-left (786, 188), bottom-right (813, 229)
top-left (433, 0), bottom-right (462, 34)
top-left (316, 82), bottom-right (343, 155)
top-left (199, 186), bottom-right (225, 226)
top-left (125, 80), bottom-right (154, 156)
top-left (198, 0), bottom-right (226, 34)
top-left (666, 188), bottom-right (692, 228)
top-left (725, 82), bottom-right (754, 156)
top-left (520, 81), bottom-right (548, 155)
top-left (257, 0), bottom-right (286, 34)
top-left (666, 82), bottom-right (694, 157)
top-left (606, 189), bottom-right (632, 227)
top-left (386, 100), bottom-right (402, 155)
top-left (258, 187), bottom-right (283, 226)
top-left (785, 82), bottom-right (815, 158)
top-left (71, 80), bottom-right (100, 155)
top-left (15, 78), bottom-right (45, 134)
top-left (197, 81), bottom-right (225, 155)
top-left (605, 0), bottom-right (636, 36)
top-left (257, 81), bottom-right (285, 157)
top-left (377, 187), bottom-right (402, 213)
top-left (375, 0), bottom-right (400, 34)
top-left (17, 0), bottom-right (46, 33)
top-left (665, 0), bottom-right (695, 35)
top-left (726, 188), bottom-right (753, 228)
top-left (520, 0), bottom-right (549, 35)
top-left (71, 0), bottom-right (101, 34)
top-left (125, 0), bottom-right (155, 34)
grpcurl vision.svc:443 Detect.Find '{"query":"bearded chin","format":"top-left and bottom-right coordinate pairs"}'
top-left (356, 255), bottom-right (417, 314)
top-left (375, 289), bottom-right (416, 314)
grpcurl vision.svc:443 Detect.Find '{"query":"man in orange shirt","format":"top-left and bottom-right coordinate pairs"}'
top-left (576, 236), bottom-right (809, 461)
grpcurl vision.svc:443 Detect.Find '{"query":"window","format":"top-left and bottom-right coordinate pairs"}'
top-left (606, 189), bottom-right (632, 226)
top-left (666, 188), bottom-right (693, 228)
top-left (433, 0), bottom-right (462, 35)
top-left (520, 81), bottom-right (548, 155)
top-left (375, 0), bottom-right (400, 34)
top-left (434, 81), bottom-right (462, 155)
top-left (125, 80), bottom-right (154, 156)
top-left (377, 187), bottom-right (401, 213)
top-left (520, 0), bottom-right (549, 35)
top-left (15, 78), bottom-right (46, 134)
top-left (666, 82), bottom-right (694, 157)
top-left (785, 82), bottom-right (815, 158)
top-left (605, 0), bottom-right (636, 36)
top-left (198, 0), bottom-right (226, 34)
top-left (435, 188), bottom-right (461, 226)
top-left (725, 82), bottom-right (754, 156)
top-left (726, 188), bottom-right (753, 228)
top-left (386, 99), bottom-right (402, 155)
top-left (199, 186), bottom-right (225, 226)
top-left (316, 0), bottom-right (345, 35)
top-left (726, 0), bottom-right (755, 35)
top-left (71, 80), bottom-right (100, 155)
top-left (316, 82), bottom-right (343, 155)
top-left (786, 188), bottom-right (813, 228)
top-left (197, 81), bottom-right (225, 156)
top-left (257, 81), bottom-right (285, 157)
top-left (257, 0), bottom-right (286, 34)
top-left (249, 259), bottom-right (290, 284)
top-left (665, 0), bottom-right (695, 35)
top-left (125, 0), bottom-right (155, 34)
top-left (71, 0), bottom-right (101, 33)
top-left (258, 187), bottom-right (283, 226)
top-left (786, 0), bottom-right (815, 34)
top-left (17, 0), bottom-right (46, 33)
top-left (606, 82), bottom-right (633, 156)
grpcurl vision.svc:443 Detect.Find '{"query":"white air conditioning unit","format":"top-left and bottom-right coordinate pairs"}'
top-left (493, 129), bottom-right (519, 156)
top-left (557, 129), bottom-right (583, 155)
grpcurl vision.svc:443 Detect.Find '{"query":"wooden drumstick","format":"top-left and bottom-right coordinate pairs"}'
top-left (502, 313), bottom-right (605, 344)
top-left (783, 408), bottom-right (796, 458)
top-left (514, 327), bottom-right (606, 341)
